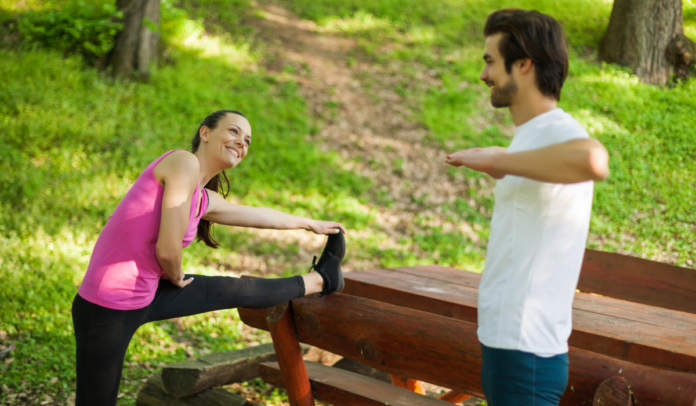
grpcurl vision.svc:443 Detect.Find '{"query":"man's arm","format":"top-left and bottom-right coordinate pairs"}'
top-left (445, 138), bottom-right (609, 184)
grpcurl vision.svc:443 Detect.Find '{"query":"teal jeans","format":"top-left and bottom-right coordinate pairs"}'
top-left (481, 343), bottom-right (569, 406)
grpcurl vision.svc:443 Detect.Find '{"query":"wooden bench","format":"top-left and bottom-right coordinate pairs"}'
top-left (238, 296), bottom-right (696, 405)
top-left (343, 249), bottom-right (696, 373)
top-left (238, 249), bottom-right (696, 405)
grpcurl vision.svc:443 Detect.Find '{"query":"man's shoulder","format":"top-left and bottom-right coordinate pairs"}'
top-left (540, 110), bottom-right (588, 143)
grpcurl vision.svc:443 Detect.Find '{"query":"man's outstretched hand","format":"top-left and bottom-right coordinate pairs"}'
top-left (446, 147), bottom-right (508, 179)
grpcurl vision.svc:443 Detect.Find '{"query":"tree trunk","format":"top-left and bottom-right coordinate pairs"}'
top-left (599, 0), bottom-right (685, 85)
top-left (138, 0), bottom-right (160, 74)
top-left (109, 0), bottom-right (160, 78)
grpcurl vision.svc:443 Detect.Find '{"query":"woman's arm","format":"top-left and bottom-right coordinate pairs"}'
top-left (203, 191), bottom-right (347, 235)
top-left (155, 152), bottom-right (199, 288)
top-left (445, 138), bottom-right (609, 183)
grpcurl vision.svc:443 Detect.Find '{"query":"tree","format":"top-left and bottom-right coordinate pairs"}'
top-left (108, 0), bottom-right (160, 78)
top-left (599, 0), bottom-right (695, 85)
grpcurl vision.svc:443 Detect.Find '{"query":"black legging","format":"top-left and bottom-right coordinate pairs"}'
top-left (72, 274), bottom-right (305, 406)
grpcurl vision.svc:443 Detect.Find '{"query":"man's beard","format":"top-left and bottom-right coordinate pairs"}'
top-left (490, 77), bottom-right (518, 108)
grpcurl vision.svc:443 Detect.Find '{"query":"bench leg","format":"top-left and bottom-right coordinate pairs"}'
top-left (267, 302), bottom-right (315, 406)
top-left (389, 374), bottom-right (427, 395)
top-left (437, 390), bottom-right (471, 404)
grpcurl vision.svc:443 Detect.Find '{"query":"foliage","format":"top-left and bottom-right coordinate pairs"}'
top-left (12, 1), bottom-right (123, 61)
top-left (0, 1), bottom-right (368, 403)
top-left (2, 0), bottom-right (696, 405)
top-left (284, 0), bottom-right (696, 263)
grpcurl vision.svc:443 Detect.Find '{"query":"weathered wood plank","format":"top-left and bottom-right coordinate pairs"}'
top-left (358, 267), bottom-right (696, 336)
top-left (266, 302), bottom-right (314, 406)
top-left (161, 343), bottom-right (282, 397)
top-left (592, 376), bottom-right (633, 406)
top-left (344, 268), bottom-right (696, 372)
top-left (579, 249), bottom-right (696, 314)
top-left (573, 294), bottom-right (696, 334)
top-left (332, 358), bottom-right (392, 383)
top-left (382, 251), bottom-right (696, 314)
top-left (136, 371), bottom-right (263, 406)
top-left (260, 361), bottom-right (454, 406)
top-left (343, 269), bottom-right (479, 322)
top-left (240, 294), bottom-right (696, 405)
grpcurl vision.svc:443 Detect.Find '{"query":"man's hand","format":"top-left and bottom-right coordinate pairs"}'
top-left (446, 147), bottom-right (508, 179)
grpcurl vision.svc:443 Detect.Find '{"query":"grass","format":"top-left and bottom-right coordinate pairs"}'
top-left (284, 0), bottom-right (696, 263)
top-left (1, 0), bottom-right (696, 404)
top-left (0, 1), bottom-right (370, 403)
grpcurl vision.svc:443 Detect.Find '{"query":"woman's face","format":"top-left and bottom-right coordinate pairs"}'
top-left (201, 113), bottom-right (252, 169)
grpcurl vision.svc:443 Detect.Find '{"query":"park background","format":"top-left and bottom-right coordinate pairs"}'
top-left (1, 0), bottom-right (695, 404)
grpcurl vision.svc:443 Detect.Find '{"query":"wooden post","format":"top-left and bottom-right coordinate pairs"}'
top-left (437, 391), bottom-right (471, 404)
top-left (267, 302), bottom-right (314, 406)
top-left (389, 374), bottom-right (426, 395)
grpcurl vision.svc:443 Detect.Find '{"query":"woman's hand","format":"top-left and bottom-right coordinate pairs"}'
top-left (306, 220), bottom-right (347, 235)
top-left (161, 272), bottom-right (194, 288)
top-left (172, 275), bottom-right (194, 288)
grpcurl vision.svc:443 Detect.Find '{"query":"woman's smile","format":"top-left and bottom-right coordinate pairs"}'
top-left (227, 146), bottom-right (240, 158)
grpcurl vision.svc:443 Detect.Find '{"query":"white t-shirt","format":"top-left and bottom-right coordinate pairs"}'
top-left (477, 108), bottom-right (594, 356)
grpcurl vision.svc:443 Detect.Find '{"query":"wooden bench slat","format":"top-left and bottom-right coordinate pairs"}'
top-left (573, 294), bottom-right (696, 333)
top-left (239, 294), bottom-right (696, 406)
top-left (381, 250), bottom-right (696, 317)
top-left (579, 249), bottom-right (696, 314)
top-left (259, 361), bottom-right (453, 406)
top-left (344, 268), bottom-right (696, 372)
top-left (358, 267), bottom-right (696, 332)
top-left (385, 265), bottom-right (483, 287)
top-left (344, 269), bottom-right (479, 321)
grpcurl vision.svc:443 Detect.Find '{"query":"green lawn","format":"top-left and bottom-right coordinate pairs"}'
top-left (283, 0), bottom-right (696, 262)
top-left (1, 0), bottom-right (695, 404)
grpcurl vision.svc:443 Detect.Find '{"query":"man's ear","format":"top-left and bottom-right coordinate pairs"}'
top-left (518, 58), bottom-right (534, 74)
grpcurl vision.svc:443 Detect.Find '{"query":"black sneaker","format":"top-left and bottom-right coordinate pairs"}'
top-left (309, 231), bottom-right (345, 297)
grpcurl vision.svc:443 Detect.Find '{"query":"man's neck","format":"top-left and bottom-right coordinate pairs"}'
top-left (508, 90), bottom-right (558, 127)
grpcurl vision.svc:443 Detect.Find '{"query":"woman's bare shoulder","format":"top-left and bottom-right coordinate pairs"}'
top-left (154, 150), bottom-right (199, 184)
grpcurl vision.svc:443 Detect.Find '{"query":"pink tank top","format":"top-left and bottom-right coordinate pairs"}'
top-left (78, 150), bottom-right (209, 310)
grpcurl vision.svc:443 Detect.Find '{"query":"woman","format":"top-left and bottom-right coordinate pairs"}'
top-left (72, 110), bottom-right (346, 406)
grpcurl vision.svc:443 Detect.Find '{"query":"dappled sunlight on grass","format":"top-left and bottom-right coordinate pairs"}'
top-left (686, 25), bottom-right (696, 42)
top-left (318, 10), bottom-right (393, 35)
top-left (0, 3), bottom-right (367, 398)
top-left (0, 230), bottom-right (94, 399)
top-left (0, 0), bottom-right (57, 13)
top-left (405, 26), bottom-right (436, 45)
top-left (170, 17), bottom-right (259, 69)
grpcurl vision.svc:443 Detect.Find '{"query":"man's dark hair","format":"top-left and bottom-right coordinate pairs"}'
top-left (484, 9), bottom-right (569, 101)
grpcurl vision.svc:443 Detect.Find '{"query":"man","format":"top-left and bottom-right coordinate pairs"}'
top-left (445, 9), bottom-right (609, 406)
